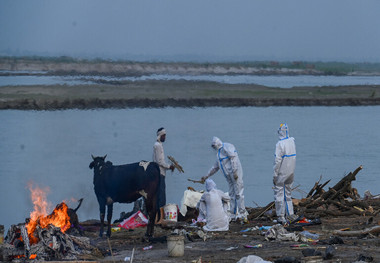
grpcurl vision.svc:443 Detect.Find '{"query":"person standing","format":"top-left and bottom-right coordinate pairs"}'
top-left (201, 136), bottom-right (248, 222)
top-left (273, 123), bottom-right (296, 224)
top-left (197, 178), bottom-right (231, 231)
top-left (153, 127), bottom-right (174, 223)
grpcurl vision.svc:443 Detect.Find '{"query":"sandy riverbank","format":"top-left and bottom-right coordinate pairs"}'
top-left (1, 58), bottom-right (380, 109)
top-left (0, 58), bottom-right (325, 76)
top-left (1, 81), bottom-right (380, 110)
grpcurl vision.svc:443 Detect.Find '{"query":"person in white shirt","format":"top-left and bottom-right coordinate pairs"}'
top-left (152, 127), bottom-right (174, 223)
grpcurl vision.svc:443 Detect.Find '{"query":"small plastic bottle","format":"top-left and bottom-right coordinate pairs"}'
top-left (300, 230), bottom-right (319, 240)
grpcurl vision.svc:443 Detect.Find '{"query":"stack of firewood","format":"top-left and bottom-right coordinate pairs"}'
top-left (248, 165), bottom-right (380, 220)
top-left (0, 224), bottom-right (96, 261)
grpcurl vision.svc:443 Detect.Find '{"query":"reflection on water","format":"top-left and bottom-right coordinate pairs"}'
top-left (0, 106), bottom-right (379, 232)
top-left (1, 73), bottom-right (380, 88)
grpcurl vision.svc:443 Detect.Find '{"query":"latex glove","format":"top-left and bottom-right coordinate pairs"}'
top-left (169, 165), bottom-right (175, 172)
top-left (233, 172), bottom-right (238, 180)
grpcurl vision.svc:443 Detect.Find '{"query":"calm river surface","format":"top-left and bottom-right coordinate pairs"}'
top-left (1, 106), bottom-right (379, 232)
top-left (2, 73), bottom-right (380, 88)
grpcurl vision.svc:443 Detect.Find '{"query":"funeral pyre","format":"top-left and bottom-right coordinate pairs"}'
top-left (0, 184), bottom-right (94, 262)
top-left (249, 165), bottom-right (380, 221)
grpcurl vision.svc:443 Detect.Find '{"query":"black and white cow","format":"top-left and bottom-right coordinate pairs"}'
top-left (89, 155), bottom-right (160, 237)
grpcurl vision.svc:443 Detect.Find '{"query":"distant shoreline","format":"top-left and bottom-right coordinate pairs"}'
top-left (2, 99), bottom-right (380, 110)
top-left (1, 57), bottom-right (380, 110)
top-left (1, 90), bottom-right (380, 110)
top-left (2, 56), bottom-right (380, 76)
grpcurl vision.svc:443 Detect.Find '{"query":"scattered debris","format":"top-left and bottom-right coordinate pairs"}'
top-left (265, 224), bottom-right (299, 242)
top-left (243, 244), bottom-right (262, 248)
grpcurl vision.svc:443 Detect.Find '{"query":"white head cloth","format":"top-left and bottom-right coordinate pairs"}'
top-left (157, 128), bottom-right (166, 141)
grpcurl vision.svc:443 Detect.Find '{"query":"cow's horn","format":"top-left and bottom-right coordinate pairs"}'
top-left (91, 154), bottom-right (95, 160)
top-left (104, 154), bottom-right (107, 159)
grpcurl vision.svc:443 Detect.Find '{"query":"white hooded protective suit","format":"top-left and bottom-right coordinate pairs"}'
top-left (198, 178), bottom-right (230, 231)
top-left (206, 137), bottom-right (247, 219)
top-left (273, 123), bottom-right (296, 218)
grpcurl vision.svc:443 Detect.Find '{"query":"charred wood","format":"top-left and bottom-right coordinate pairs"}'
top-left (248, 201), bottom-right (274, 220)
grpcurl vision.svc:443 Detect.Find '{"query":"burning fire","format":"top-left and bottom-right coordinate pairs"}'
top-left (26, 183), bottom-right (71, 244)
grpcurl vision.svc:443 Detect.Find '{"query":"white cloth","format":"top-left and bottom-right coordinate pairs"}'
top-left (156, 128), bottom-right (166, 141)
top-left (153, 141), bottom-right (171, 176)
top-left (207, 137), bottom-right (247, 219)
top-left (237, 255), bottom-right (273, 263)
top-left (273, 123), bottom-right (296, 217)
top-left (179, 189), bottom-right (203, 217)
top-left (198, 179), bottom-right (230, 231)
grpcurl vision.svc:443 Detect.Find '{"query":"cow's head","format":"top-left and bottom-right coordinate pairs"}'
top-left (89, 154), bottom-right (107, 175)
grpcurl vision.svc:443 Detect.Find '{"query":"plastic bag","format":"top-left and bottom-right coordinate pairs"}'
top-left (118, 211), bottom-right (148, 230)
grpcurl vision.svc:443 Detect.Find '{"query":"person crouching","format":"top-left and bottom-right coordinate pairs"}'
top-left (197, 178), bottom-right (231, 231)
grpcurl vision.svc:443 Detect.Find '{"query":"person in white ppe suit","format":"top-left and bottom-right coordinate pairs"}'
top-left (197, 178), bottom-right (230, 231)
top-left (273, 123), bottom-right (296, 224)
top-left (201, 137), bottom-right (248, 221)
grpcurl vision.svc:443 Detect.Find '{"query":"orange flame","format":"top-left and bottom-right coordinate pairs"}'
top-left (26, 183), bottom-right (71, 244)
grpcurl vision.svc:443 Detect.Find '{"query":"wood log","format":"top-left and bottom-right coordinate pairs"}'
top-left (327, 182), bottom-right (351, 201)
top-left (327, 200), bottom-right (363, 215)
top-left (248, 201), bottom-right (274, 220)
top-left (312, 179), bottom-right (330, 199)
top-left (303, 209), bottom-right (360, 217)
top-left (304, 197), bottom-right (325, 209)
top-left (70, 236), bottom-right (94, 251)
top-left (332, 225), bottom-right (380, 237)
top-left (321, 165), bottom-right (362, 200)
top-left (344, 200), bottom-right (370, 209)
top-left (306, 175), bottom-right (322, 198)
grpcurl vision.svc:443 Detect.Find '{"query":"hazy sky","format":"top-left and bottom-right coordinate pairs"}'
top-left (1, 0), bottom-right (380, 62)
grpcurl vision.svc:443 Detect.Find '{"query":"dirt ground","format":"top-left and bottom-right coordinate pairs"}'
top-left (75, 213), bottom-right (380, 263)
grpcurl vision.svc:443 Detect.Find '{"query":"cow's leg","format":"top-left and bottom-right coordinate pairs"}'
top-left (106, 203), bottom-right (113, 237)
top-left (99, 213), bottom-right (105, 237)
top-left (98, 198), bottom-right (106, 237)
top-left (145, 195), bottom-right (157, 237)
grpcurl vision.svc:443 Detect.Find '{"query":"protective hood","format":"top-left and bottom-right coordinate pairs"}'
top-left (205, 178), bottom-right (217, 192)
top-left (278, 123), bottom-right (289, 140)
top-left (211, 136), bottom-right (223, 150)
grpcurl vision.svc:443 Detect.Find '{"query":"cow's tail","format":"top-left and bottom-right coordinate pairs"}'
top-left (74, 198), bottom-right (84, 212)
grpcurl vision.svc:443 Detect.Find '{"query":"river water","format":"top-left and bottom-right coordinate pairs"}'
top-left (2, 73), bottom-right (380, 88)
top-left (0, 106), bottom-right (379, 232)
